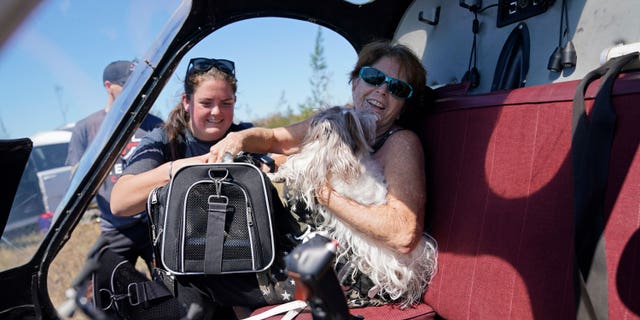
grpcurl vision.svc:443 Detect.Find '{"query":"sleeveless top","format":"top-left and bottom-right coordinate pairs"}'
top-left (372, 128), bottom-right (405, 152)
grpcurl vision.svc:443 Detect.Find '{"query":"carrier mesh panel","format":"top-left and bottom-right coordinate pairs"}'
top-left (224, 186), bottom-right (252, 261)
top-left (183, 182), bottom-right (253, 271)
top-left (184, 184), bottom-right (212, 261)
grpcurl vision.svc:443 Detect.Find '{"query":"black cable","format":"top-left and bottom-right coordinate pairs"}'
top-left (557, 0), bottom-right (571, 47)
top-left (558, 0), bottom-right (565, 47)
top-left (479, 3), bottom-right (498, 13)
top-left (474, 13), bottom-right (478, 70)
top-left (466, 36), bottom-right (477, 73)
top-left (562, 0), bottom-right (570, 39)
top-left (466, 12), bottom-right (479, 72)
top-left (464, 11), bottom-right (480, 87)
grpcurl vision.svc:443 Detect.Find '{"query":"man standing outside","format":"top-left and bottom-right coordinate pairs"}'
top-left (66, 60), bottom-right (163, 270)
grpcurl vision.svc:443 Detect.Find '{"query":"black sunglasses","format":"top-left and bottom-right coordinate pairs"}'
top-left (187, 58), bottom-right (235, 77)
top-left (359, 66), bottom-right (413, 99)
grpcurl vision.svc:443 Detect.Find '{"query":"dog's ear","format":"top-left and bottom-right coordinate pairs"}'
top-left (344, 109), bottom-right (373, 155)
top-left (356, 109), bottom-right (378, 146)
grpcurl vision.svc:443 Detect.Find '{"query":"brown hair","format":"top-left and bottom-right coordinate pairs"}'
top-left (163, 65), bottom-right (238, 158)
top-left (349, 40), bottom-right (428, 133)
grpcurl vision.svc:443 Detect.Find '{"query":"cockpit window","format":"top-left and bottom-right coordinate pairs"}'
top-left (31, 143), bottom-right (68, 171)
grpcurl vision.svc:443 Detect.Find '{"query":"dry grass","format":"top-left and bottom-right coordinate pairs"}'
top-left (0, 229), bottom-right (43, 268)
top-left (48, 217), bottom-right (101, 310)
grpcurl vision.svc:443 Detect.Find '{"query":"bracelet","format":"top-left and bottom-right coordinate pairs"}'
top-left (260, 154), bottom-right (276, 173)
top-left (168, 161), bottom-right (174, 179)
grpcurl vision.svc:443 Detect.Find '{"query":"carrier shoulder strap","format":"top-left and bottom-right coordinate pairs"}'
top-left (93, 247), bottom-right (177, 315)
top-left (570, 51), bottom-right (639, 320)
top-left (126, 275), bottom-right (175, 307)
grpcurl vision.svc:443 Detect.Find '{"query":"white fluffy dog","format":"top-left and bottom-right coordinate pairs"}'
top-left (271, 106), bottom-right (437, 307)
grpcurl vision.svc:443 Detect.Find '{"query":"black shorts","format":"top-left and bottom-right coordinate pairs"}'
top-left (100, 223), bottom-right (153, 269)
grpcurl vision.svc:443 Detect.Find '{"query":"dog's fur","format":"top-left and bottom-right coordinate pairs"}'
top-left (271, 106), bottom-right (437, 307)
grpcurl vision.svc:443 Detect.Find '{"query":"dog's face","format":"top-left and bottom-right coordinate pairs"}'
top-left (306, 106), bottom-right (378, 158)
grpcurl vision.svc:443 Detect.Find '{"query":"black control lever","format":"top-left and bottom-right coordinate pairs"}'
top-left (285, 234), bottom-right (361, 320)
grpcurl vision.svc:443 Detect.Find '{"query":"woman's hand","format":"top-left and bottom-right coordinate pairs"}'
top-left (316, 182), bottom-right (332, 206)
top-left (207, 131), bottom-right (246, 163)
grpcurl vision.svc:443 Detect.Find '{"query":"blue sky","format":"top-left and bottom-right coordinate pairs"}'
top-left (0, 0), bottom-right (356, 139)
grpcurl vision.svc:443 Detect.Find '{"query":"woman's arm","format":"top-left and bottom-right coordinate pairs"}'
top-left (317, 130), bottom-right (426, 254)
top-left (110, 155), bottom-right (208, 216)
top-left (207, 118), bottom-right (311, 162)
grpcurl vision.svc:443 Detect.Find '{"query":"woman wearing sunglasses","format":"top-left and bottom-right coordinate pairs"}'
top-left (111, 58), bottom-right (301, 318)
top-left (209, 40), bottom-right (432, 308)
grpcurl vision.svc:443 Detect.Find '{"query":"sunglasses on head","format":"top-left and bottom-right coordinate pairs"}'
top-left (187, 58), bottom-right (235, 77)
top-left (359, 66), bottom-right (413, 99)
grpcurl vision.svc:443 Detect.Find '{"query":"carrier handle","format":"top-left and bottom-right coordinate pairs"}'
top-left (208, 168), bottom-right (230, 197)
top-left (208, 167), bottom-right (230, 181)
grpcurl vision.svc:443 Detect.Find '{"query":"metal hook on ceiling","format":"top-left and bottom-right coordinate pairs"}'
top-left (418, 6), bottom-right (440, 26)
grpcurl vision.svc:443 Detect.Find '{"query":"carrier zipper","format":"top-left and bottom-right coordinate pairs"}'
top-left (147, 187), bottom-right (161, 246)
top-left (150, 187), bottom-right (158, 205)
top-left (246, 206), bottom-right (254, 227)
top-left (245, 200), bottom-right (263, 269)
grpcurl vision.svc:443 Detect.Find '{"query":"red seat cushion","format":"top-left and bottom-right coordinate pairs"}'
top-left (420, 73), bottom-right (640, 319)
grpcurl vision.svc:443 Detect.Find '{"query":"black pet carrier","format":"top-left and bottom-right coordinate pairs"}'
top-left (147, 163), bottom-right (275, 275)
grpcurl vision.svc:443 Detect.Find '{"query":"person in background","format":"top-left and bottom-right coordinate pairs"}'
top-left (66, 60), bottom-right (163, 270)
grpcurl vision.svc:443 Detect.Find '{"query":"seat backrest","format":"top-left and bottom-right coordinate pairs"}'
top-left (419, 72), bottom-right (640, 319)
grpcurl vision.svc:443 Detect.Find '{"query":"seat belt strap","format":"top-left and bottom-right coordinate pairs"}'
top-left (242, 300), bottom-right (307, 320)
top-left (571, 51), bottom-right (639, 319)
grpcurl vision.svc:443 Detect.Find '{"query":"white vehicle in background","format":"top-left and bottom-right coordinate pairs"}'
top-left (6, 129), bottom-right (72, 233)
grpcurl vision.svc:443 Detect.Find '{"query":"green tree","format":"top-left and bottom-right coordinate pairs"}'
top-left (299, 26), bottom-right (331, 117)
